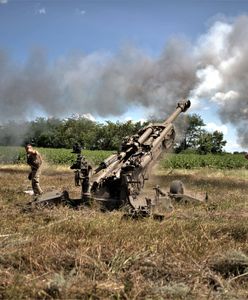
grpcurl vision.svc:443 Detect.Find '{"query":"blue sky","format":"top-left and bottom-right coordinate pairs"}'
top-left (1, 0), bottom-right (247, 60)
top-left (1, 0), bottom-right (248, 152)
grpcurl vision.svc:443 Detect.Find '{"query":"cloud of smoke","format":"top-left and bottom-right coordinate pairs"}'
top-left (56, 41), bottom-right (198, 119)
top-left (191, 15), bottom-right (248, 147)
top-left (0, 49), bottom-right (62, 120)
top-left (1, 15), bottom-right (248, 146)
top-left (0, 42), bottom-right (198, 123)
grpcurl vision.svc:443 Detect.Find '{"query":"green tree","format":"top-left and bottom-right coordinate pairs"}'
top-left (24, 117), bottom-right (65, 147)
top-left (211, 130), bottom-right (227, 153)
top-left (186, 114), bottom-right (206, 148)
top-left (197, 130), bottom-right (227, 154)
top-left (60, 117), bottom-right (99, 149)
top-left (197, 131), bottom-right (213, 154)
top-left (176, 114), bottom-right (205, 152)
top-left (176, 114), bottom-right (226, 154)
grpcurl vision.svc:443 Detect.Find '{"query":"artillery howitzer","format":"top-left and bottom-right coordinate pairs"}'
top-left (31, 100), bottom-right (206, 217)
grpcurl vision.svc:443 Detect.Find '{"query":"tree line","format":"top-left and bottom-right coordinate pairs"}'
top-left (176, 114), bottom-right (227, 154)
top-left (0, 114), bottom-right (227, 153)
top-left (0, 117), bottom-right (144, 150)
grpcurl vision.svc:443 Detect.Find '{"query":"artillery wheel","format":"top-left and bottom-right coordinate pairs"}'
top-left (169, 180), bottom-right (184, 201)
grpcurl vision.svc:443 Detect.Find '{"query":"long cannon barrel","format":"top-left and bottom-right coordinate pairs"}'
top-left (163, 100), bottom-right (191, 124)
top-left (138, 99), bottom-right (191, 145)
top-left (140, 100), bottom-right (191, 169)
top-left (94, 99), bottom-right (191, 176)
top-left (140, 123), bottom-right (174, 169)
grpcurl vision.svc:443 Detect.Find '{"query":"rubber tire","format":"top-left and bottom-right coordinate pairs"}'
top-left (169, 180), bottom-right (184, 195)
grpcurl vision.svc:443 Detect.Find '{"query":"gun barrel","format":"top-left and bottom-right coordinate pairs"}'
top-left (137, 100), bottom-right (190, 145)
top-left (138, 126), bottom-right (153, 144)
top-left (139, 100), bottom-right (191, 169)
top-left (164, 99), bottom-right (191, 125)
top-left (140, 123), bottom-right (174, 169)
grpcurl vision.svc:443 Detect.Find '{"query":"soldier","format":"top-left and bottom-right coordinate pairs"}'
top-left (25, 144), bottom-right (43, 196)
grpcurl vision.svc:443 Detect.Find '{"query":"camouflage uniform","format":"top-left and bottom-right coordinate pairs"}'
top-left (27, 151), bottom-right (43, 195)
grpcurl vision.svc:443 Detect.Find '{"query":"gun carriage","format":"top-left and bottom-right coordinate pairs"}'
top-left (31, 100), bottom-right (206, 216)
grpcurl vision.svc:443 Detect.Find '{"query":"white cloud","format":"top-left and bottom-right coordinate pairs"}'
top-left (124, 116), bottom-right (132, 122)
top-left (188, 97), bottom-right (200, 110)
top-left (35, 7), bottom-right (46, 15)
top-left (190, 65), bottom-right (222, 102)
top-left (242, 108), bottom-right (248, 114)
top-left (211, 90), bottom-right (239, 105)
top-left (39, 8), bottom-right (46, 14)
top-left (81, 113), bottom-right (96, 122)
top-left (76, 8), bottom-right (86, 15)
top-left (0, 0), bottom-right (8, 4)
top-left (224, 141), bottom-right (245, 153)
top-left (205, 122), bottom-right (228, 135)
top-left (124, 116), bottom-right (146, 124)
top-left (69, 113), bottom-right (96, 121)
top-left (195, 21), bottom-right (232, 64)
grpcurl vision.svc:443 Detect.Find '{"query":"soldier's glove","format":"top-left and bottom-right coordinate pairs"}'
top-left (28, 172), bottom-right (32, 180)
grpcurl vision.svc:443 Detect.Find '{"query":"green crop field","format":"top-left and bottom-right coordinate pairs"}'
top-left (0, 146), bottom-right (113, 166)
top-left (162, 152), bottom-right (248, 169)
top-left (0, 146), bottom-right (248, 169)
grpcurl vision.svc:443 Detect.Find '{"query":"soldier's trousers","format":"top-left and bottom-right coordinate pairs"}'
top-left (31, 168), bottom-right (43, 195)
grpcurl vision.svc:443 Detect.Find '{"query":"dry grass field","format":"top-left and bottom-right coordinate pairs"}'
top-left (0, 164), bottom-right (248, 299)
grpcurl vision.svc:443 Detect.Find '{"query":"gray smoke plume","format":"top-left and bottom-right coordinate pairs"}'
top-left (0, 41), bottom-right (198, 122)
top-left (191, 15), bottom-right (248, 147)
top-left (54, 40), bottom-right (198, 119)
top-left (1, 15), bottom-right (248, 147)
top-left (0, 49), bottom-right (62, 119)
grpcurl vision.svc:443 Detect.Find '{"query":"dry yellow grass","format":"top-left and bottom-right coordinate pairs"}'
top-left (0, 165), bottom-right (248, 299)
